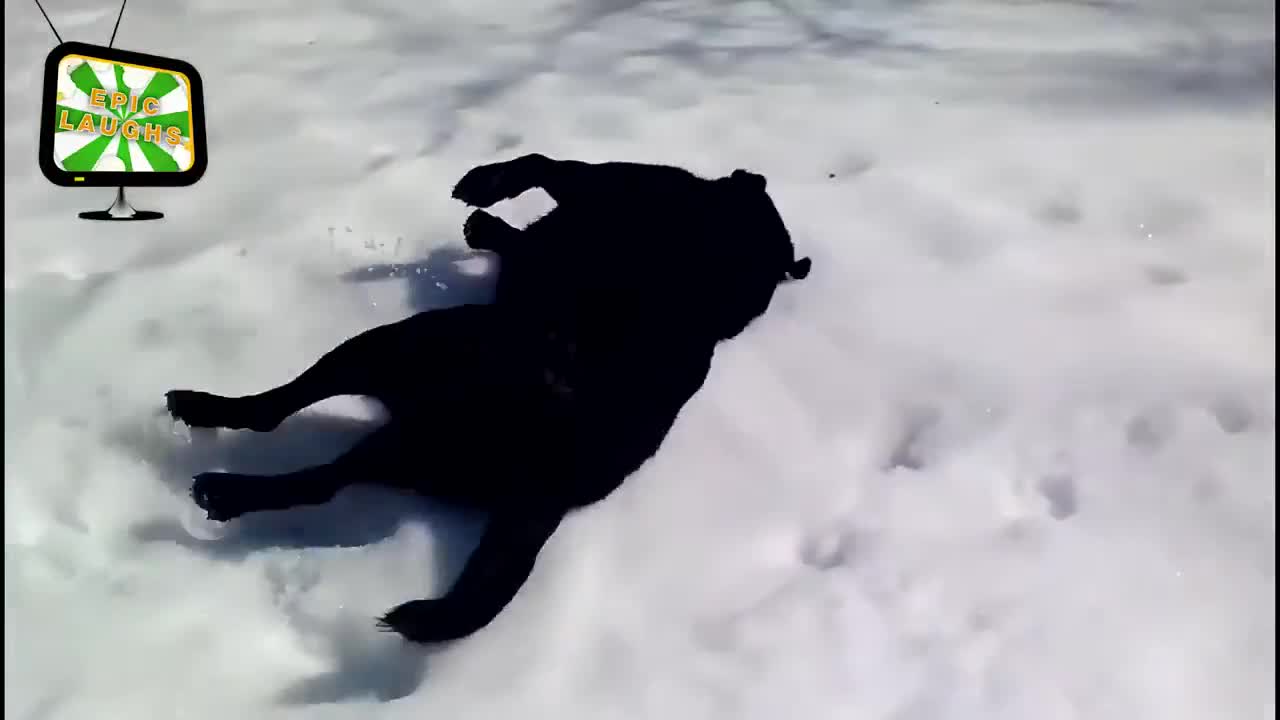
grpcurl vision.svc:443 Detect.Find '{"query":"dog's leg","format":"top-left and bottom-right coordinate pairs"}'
top-left (166, 347), bottom-right (377, 433)
top-left (188, 422), bottom-right (426, 521)
top-left (452, 154), bottom-right (702, 208)
top-left (189, 467), bottom-right (345, 522)
top-left (166, 309), bottom-right (468, 432)
top-left (377, 503), bottom-right (563, 644)
top-left (451, 153), bottom-right (554, 208)
top-left (452, 153), bottom-right (599, 207)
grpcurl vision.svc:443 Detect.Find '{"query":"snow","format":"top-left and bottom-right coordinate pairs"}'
top-left (4, 0), bottom-right (1274, 718)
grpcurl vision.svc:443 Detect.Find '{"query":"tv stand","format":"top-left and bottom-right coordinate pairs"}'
top-left (79, 186), bottom-right (164, 221)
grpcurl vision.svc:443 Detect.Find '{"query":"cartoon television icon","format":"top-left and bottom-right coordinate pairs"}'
top-left (39, 41), bottom-right (207, 221)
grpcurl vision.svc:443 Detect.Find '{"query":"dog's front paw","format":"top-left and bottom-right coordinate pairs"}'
top-left (451, 154), bottom-right (547, 207)
top-left (462, 210), bottom-right (517, 252)
top-left (191, 472), bottom-right (256, 522)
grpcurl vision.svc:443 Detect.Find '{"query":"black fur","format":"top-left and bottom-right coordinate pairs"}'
top-left (165, 154), bottom-right (810, 645)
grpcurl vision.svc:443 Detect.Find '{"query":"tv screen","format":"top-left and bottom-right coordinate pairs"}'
top-left (39, 41), bottom-right (207, 187)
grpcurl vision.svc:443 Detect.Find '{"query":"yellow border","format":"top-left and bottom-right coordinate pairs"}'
top-left (59, 53), bottom-right (198, 171)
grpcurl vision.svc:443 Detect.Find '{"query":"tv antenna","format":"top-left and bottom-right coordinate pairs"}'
top-left (34, 0), bottom-right (165, 221)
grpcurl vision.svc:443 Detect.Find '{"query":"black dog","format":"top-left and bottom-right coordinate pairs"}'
top-left (164, 154), bottom-right (810, 645)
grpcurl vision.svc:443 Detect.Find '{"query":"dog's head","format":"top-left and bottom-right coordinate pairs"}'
top-left (670, 168), bottom-right (811, 341)
top-left (716, 169), bottom-right (811, 285)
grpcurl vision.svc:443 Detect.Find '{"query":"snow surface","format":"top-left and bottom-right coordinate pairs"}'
top-left (4, 0), bottom-right (1275, 718)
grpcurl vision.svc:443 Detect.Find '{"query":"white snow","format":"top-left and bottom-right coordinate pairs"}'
top-left (4, 0), bottom-right (1275, 718)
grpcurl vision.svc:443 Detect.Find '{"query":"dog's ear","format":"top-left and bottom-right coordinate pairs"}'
top-left (730, 169), bottom-right (767, 192)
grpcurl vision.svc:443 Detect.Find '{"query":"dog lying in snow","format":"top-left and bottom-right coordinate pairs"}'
top-left (164, 153), bottom-right (811, 644)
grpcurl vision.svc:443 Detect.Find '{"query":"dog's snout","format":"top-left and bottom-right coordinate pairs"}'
top-left (787, 257), bottom-right (812, 280)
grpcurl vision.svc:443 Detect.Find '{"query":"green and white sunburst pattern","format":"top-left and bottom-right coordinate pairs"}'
top-left (52, 54), bottom-right (196, 173)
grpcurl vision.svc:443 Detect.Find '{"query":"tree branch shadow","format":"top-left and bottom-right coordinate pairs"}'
top-left (372, 0), bottom-right (1271, 159)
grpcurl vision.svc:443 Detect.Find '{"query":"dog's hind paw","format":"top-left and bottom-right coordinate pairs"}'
top-left (191, 472), bottom-right (255, 522)
top-left (376, 599), bottom-right (456, 645)
top-left (166, 390), bottom-right (234, 429)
